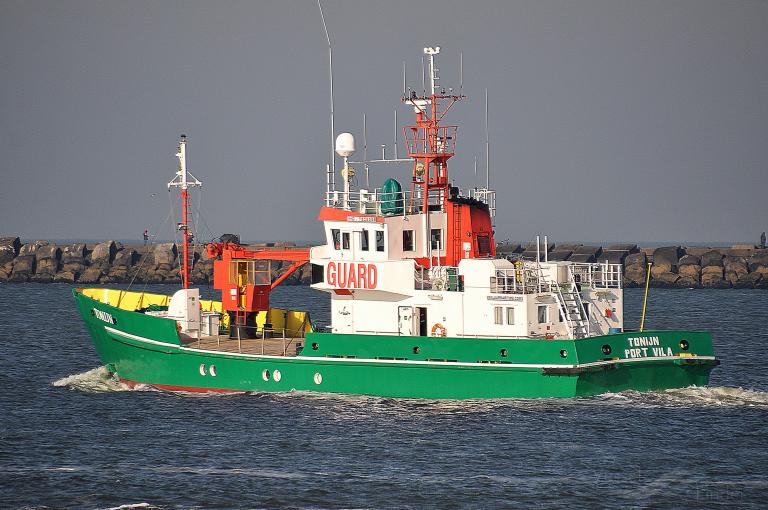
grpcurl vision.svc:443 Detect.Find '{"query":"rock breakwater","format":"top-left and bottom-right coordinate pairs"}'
top-left (0, 237), bottom-right (310, 286)
top-left (1, 236), bottom-right (767, 288)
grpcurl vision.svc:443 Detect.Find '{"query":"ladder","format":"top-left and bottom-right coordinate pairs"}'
top-left (451, 203), bottom-right (463, 263)
top-left (553, 266), bottom-right (591, 339)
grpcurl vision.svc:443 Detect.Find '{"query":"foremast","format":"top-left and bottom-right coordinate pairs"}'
top-left (168, 134), bottom-right (202, 289)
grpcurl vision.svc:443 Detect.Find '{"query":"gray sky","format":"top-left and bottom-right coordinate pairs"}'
top-left (1, 0), bottom-right (766, 245)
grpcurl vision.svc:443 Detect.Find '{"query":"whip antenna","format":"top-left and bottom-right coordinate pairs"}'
top-left (318, 1), bottom-right (335, 177)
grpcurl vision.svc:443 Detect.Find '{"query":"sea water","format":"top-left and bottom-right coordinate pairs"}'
top-left (1, 284), bottom-right (767, 509)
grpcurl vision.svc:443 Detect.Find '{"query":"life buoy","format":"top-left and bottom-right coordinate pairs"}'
top-left (431, 323), bottom-right (447, 337)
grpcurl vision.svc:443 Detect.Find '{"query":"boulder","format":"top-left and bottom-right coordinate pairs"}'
top-left (106, 266), bottom-right (130, 282)
top-left (18, 240), bottom-right (49, 257)
top-left (678, 264), bottom-right (701, 280)
top-left (701, 267), bottom-right (727, 288)
top-left (624, 268), bottom-right (648, 286)
top-left (747, 252), bottom-right (768, 273)
top-left (597, 250), bottom-right (629, 264)
top-left (652, 246), bottom-right (682, 268)
top-left (89, 240), bottom-right (118, 265)
top-left (573, 245), bottom-right (603, 259)
top-left (650, 265), bottom-right (672, 278)
top-left (678, 254), bottom-right (701, 266)
top-left (651, 271), bottom-right (680, 286)
top-left (569, 253), bottom-right (596, 263)
top-left (677, 276), bottom-right (699, 287)
top-left (54, 271), bottom-right (77, 283)
top-left (683, 247), bottom-right (713, 257)
top-left (77, 266), bottom-right (103, 284)
top-left (606, 243), bottom-right (639, 253)
top-left (548, 250), bottom-right (572, 261)
top-left (624, 252), bottom-right (647, 269)
top-left (496, 242), bottom-right (522, 255)
top-left (0, 237), bottom-right (21, 265)
top-left (0, 262), bottom-right (13, 281)
top-left (61, 243), bottom-right (87, 273)
top-left (61, 243), bottom-right (86, 263)
top-left (734, 272), bottom-right (762, 288)
top-left (700, 250), bottom-right (724, 268)
top-left (723, 256), bottom-right (748, 276)
top-left (35, 244), bottom-right (61, 275)
top-left (724, 245), bottom-right (756, 258)
top-left (555, 243), bottom-right (583, 252)
top-left (9, 255), bottom-right (36, 282)
top-left (113, 249), bottom-right (137, 268)
top-left (29, 273), bottom-right (54, 283)
top-left (152, 243), bottom-right (178, 267)
top-left (701, 265), bottom-right (724, 277)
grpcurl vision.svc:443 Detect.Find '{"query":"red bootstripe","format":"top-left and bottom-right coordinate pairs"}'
top-left (119, 378), bottom-right (246, 394)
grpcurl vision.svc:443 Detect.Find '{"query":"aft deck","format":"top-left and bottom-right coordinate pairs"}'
top-left (182, 334), bottom-right (305, 357)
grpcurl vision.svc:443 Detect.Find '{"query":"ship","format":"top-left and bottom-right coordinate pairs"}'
top-left (73, 46), bottom-right (719, 398)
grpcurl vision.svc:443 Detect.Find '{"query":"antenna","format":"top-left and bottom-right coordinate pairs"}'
top-left (402, 60), bottom-right (407, 96)
top-left (317, 1), bottom-right (335, 177)
top-left (424, 46), bottom-right (440, 95)
top-left (363, 113), bottom-right (369, 187)
top-left (421, 56), bottom-right (426, 95)
top-left (485, 88), bottom-right (490, 189)
top-left (394, 109), bottom-right (398, 159)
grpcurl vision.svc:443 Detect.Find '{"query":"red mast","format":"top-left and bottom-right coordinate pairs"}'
top-left (403, 46), bottom-right (463, 216)
top-left (168, 134), bottom-right (202, 289)
top-left (402, 47), bottom-right (496, 267)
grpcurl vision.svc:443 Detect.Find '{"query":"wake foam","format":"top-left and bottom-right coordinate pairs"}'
top-left (598, 386), bottom-right (768, 408)
top-left (52, 366), bottom-right (150, 393)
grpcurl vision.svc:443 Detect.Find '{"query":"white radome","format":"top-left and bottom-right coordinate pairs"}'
top-left (335, 132), bottom-right (356, 157)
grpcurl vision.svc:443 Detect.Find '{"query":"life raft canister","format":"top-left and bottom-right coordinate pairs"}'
top-left (431, 323), bottom-right (447, 337)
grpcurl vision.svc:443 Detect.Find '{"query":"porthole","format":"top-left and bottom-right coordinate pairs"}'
top-left (199, 364), bottom-right (206, 376)
top-left (273, 369), bottom-right (282, 382)
top-left (559, 349), bottom-right (568, 358)
top-left (413, 346), bottom-right (421, 354)
top-left (312, 342), bottom-right (319, 351)
top-left (314, 372), bottom-right (323, 385)
top-left (680, 339), bottom-right (689, 351)
top-left (500, 349), bottom-right (509, 358)
top-left (209, 365), bottom-right (217, 377)
top-left (262, 369), bottom-right (271, 381)
top-left (601, 344), bottom-right (612, 355)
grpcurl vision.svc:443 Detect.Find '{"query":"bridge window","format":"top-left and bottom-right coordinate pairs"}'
top-left (376, 230), bottom-right (385, 252)
top-left (494, 306), bottom-right (503, 325)
top-left (403, 230), bottom-right (414, 251)
top-left (431, 229), bottom-right (442, 250)
top-left (342, 232), bottom-right (350, 250)
top-left (331, 229), bottom-right (340, 250)
top-left (506, 307), bottom-right (515, 325)
top-left (361, 230), bottom-right (369, 251)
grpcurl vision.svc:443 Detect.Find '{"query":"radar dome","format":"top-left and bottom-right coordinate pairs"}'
top-left (335, 133), bottom-right (356, 157)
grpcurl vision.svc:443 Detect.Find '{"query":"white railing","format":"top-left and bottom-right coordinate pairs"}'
top-left (490, 264), bottom-right (554, 294)
top-left (324, 186), bottom-right (496, 215)
top-left (569, 262), bottom-right (622, 289)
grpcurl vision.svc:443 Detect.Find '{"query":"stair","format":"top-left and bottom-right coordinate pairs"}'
top-left (552, 265), bottom-right (591, 339)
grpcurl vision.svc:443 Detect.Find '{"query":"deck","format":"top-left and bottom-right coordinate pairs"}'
top-left (183, 334), bottom-right (305, 357)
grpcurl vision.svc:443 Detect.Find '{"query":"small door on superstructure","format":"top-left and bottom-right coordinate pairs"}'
top-left (415, 306), bottom-right (428, 336)
top-left (398, 306), bottom-right (413, 336)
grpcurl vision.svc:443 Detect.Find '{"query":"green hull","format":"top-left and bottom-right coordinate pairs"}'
top-left (74, 289), bottom-right (718, 399)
